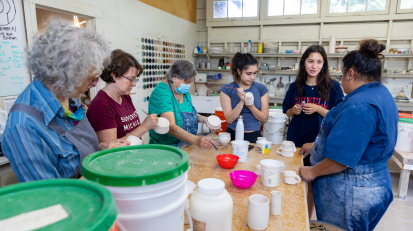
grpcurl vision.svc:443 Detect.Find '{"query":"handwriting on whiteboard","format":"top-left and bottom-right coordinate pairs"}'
top-left (0, 0), bottom-right (27, 97)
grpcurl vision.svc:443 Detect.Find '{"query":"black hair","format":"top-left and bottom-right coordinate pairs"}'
top-left (295, 45), bottom-right (332, 101)
top-left (342, 39), bottom-right (385, 82)
top-left (230, 52), bottom-right (258, 83)
top-left (101, 49), bottom-right (143, 83)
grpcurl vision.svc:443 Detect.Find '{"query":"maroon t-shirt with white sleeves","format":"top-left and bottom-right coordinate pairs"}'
top-left (87, 90), bottom-right (141, 138)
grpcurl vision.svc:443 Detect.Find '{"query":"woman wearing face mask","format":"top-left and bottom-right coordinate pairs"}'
top-left (220, 53), bottom-right (269, 143)
top-left (282, 45), bottom-right (343, 219)
top-left (87, 49), bottom-right (158, 142)
top-left (148, 60), bottom-right (216, 149)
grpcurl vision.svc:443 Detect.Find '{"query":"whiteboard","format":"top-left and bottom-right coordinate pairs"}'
top-left (0, 0), bottom-right (27, 97)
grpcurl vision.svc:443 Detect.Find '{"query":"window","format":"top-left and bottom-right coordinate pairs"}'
top-left (397, 0), bottom-right (413, 13)
top-left (212, 0), bottom-right (259, 20)
top-left (268, 0), bottom-right (318, 16)
top-left (328, 0), bottom-right (388, 14)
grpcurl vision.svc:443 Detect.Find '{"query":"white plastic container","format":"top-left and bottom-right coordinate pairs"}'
top-left (260, 159), bottom-right (285, 187)
top-left (231, 140), bottom-right (250, 162)
top-left (263, 113), bottom-right (286, 145)
top-left (235, 115), bottom-right (244, 140)
top-left (396, 122), bottom-right (413, 152)
top-left (207, 115), bottom-right (222, 130)
top-left (189, 178), bottom-right (233, 231)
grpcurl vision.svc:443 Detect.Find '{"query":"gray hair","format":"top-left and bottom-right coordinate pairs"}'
top-left (166, 60), bottom-right (197, 83)
top-left (27, 19), bottom-right (109, 99)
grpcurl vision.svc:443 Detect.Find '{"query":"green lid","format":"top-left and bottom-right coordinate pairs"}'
top-left (82, 145), bottom-right (189, 187)
top-left (269, 106), bottom-right (282, 109)
top-left (0, 179), bottom-right (117, 231)
top-left (399, 118), bottom-right (413, 124)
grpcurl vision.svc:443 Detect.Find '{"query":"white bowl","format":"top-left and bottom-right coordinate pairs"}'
top-left (154, 117), bottom-right (170, 134)
top-left (218, 134), bottom-right (231, 145)
top-left (336, 49), bottom-right (347, 54)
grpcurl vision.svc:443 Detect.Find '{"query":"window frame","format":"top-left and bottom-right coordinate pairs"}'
top-left (326, 0), bottom-right (390, 17)
top-left (397, 0), bottom-right (413, 13)
top-left (264, 0), bottom-right (321, 19)
top-left (210, 0), bottom-right (260, 22)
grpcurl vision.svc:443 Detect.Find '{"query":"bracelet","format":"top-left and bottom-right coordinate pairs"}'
top-left (236, 105), bottom-right (243, 110)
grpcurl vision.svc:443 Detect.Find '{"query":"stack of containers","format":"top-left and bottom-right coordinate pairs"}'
top-left (263, 109), bottom-right (287, 145)
top-left (82, 145), bottom-right (190, 231)
top-left (215, 107), bottom-right (228, 135)
top-left (263, 42), bottom-right (278, 53)
top-left (0, 179), bottom-right (118, 230)
top-left (396, 113), bottom-right (413, 152)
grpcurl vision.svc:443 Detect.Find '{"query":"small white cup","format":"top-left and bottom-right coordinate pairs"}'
top-left (245, 92), bottom-right (254, 106)
top-left (277, 141), bottom-right (296, 157)
top-left (271, 191), bottom-right (281, 215)
top-left (126, 135), bottom-right (142, 146)
top-left (153, 117), bottom-right (170, 134)
top-left (283, 170), bottom-right (302, 185)
top-left (207, 115), bottom-right (222, 130)
top-left (247, 194), bottom-right (270, 231)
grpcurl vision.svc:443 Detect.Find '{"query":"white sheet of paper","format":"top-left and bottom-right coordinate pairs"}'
top-left (2, 96), bottom-right (17, 114)
top-left (0, 204), bottom-right (69, 231)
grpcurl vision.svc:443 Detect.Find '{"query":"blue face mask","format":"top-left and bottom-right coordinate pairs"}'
top-left (175, 82), bottom-right (191, 94)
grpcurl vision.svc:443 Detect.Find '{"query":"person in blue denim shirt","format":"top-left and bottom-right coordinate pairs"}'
top-left (299, 39), bottom-right (398, 231)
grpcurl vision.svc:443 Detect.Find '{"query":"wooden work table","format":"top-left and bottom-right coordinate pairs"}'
top-left (183, 144), bottom-right (309, 231)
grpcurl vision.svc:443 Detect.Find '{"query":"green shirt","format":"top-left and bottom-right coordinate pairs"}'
top-left (148, 82), bottom-right (194, 145)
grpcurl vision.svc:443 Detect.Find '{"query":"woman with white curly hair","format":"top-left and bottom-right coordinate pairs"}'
top-left (1, 20), bottom-right (129, 182)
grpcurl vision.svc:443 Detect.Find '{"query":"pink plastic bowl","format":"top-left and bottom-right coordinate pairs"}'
top-left (229, 170), bottom-right (257, 189)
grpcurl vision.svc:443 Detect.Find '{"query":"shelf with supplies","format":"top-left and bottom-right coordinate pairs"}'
top-left (196, 69), bottom-right (413, 79)
top-left (193, 53), bottom-right (413, 59)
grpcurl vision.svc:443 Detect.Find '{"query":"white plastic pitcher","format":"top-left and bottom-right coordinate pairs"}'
top-left (231, 140), bottom-right (249, 162)
top-left (260, 159), bottom-right (285, 187)
top-left (395, 122), bottom-right (413, 152)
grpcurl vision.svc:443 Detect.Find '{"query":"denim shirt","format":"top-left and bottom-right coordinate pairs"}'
top-left (310, 81), bottom-right (398, 168)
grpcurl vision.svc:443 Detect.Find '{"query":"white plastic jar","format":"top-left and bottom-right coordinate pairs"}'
top-left (189, 178), bottom-right (233, 231)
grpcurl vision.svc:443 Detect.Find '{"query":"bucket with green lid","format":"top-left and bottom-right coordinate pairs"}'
top-left (396, 119), bottom-right (413, 152)
top-left (82, 144), bottom-right (190, 231)
top-left (0, 179), bottom-right (117, 231)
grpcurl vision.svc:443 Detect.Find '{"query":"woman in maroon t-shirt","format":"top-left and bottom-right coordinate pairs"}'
top-left (87, 49), bottom-right (158, 142)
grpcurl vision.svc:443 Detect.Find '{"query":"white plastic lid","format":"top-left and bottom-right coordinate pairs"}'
top-left (215, 107), bottom-right (223, 111)
top-left (198, 178), bottom-right (225, 195)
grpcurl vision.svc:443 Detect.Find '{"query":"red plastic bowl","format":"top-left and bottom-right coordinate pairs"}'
top-left (229, 170), bottom-right (257, 189)
top-left (216, 154), bottom-right (239, 169)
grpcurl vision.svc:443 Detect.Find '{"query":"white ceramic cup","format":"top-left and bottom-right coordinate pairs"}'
top-left (153, 117), bottom-right (170, 134)
top-left (218, 132), bottom-right (231, 145)
top-left (247, 194), bottom-right (270, 231)
top-left (260, 159), bottom-right (285, 187)
top-left (283, 170), bottom-right (302, 185)
top-left (126, 135), bottom-right (142, 146)
top-left (254, 164), bottom-right (262, 176)
top-left (277, 141), bottom-right (297, 157)
top-left (245, 92), bottom-right (254, 106)
top-left (270, 191), bottom-right (281, 215)
top-left (207, 115), bottom-right (222, 130)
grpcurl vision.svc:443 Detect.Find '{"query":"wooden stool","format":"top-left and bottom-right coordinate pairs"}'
top-left (392, 149), bottom-right (413, 199)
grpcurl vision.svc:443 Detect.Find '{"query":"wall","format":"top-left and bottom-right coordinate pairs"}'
top-left (196, 0), bottom-right (413, 98)
top-left (139, 0), bottom-right (197, 23)
top-left (0, 0), bottom-right (198, 143)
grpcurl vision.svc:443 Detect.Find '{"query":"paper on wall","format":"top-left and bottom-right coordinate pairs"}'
top-left (2, 96), bottom-right (17, 114)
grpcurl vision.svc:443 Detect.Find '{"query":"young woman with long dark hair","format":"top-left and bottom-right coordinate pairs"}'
top-left (220, 53), bottom-right (269, 143)
top-left (283, 45), bottom-right (344, 219)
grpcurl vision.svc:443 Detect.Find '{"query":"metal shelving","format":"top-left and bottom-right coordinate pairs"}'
top-left (193, 53), bottom-right (413, 59)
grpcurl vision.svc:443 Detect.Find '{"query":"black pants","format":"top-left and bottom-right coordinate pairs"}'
top-left (226, 127), bottom-right (261, 144)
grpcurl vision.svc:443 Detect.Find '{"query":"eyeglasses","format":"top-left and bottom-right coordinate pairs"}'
top-left (87, 74), bottom-right (101, 89)
top-left (122, 75), bottom-right (139, 84)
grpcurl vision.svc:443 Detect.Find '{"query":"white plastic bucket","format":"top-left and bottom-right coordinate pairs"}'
top-left (232, 140), bottom-right (250, 162)
top-left (263, 114), bottom-right (286, 145)
top-left (396, 122), bottom-right (413, 152)
top-left (106, 171), bottom-right (188, 231)
top-left (260, 159), bottom-right (285, 187)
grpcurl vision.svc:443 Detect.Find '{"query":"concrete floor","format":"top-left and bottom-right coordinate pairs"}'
top-left (375, 172), bottom-right (413, 231)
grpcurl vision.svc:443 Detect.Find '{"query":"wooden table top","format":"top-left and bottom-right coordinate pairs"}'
top-left (183, 143), bottom-right (309, 231)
